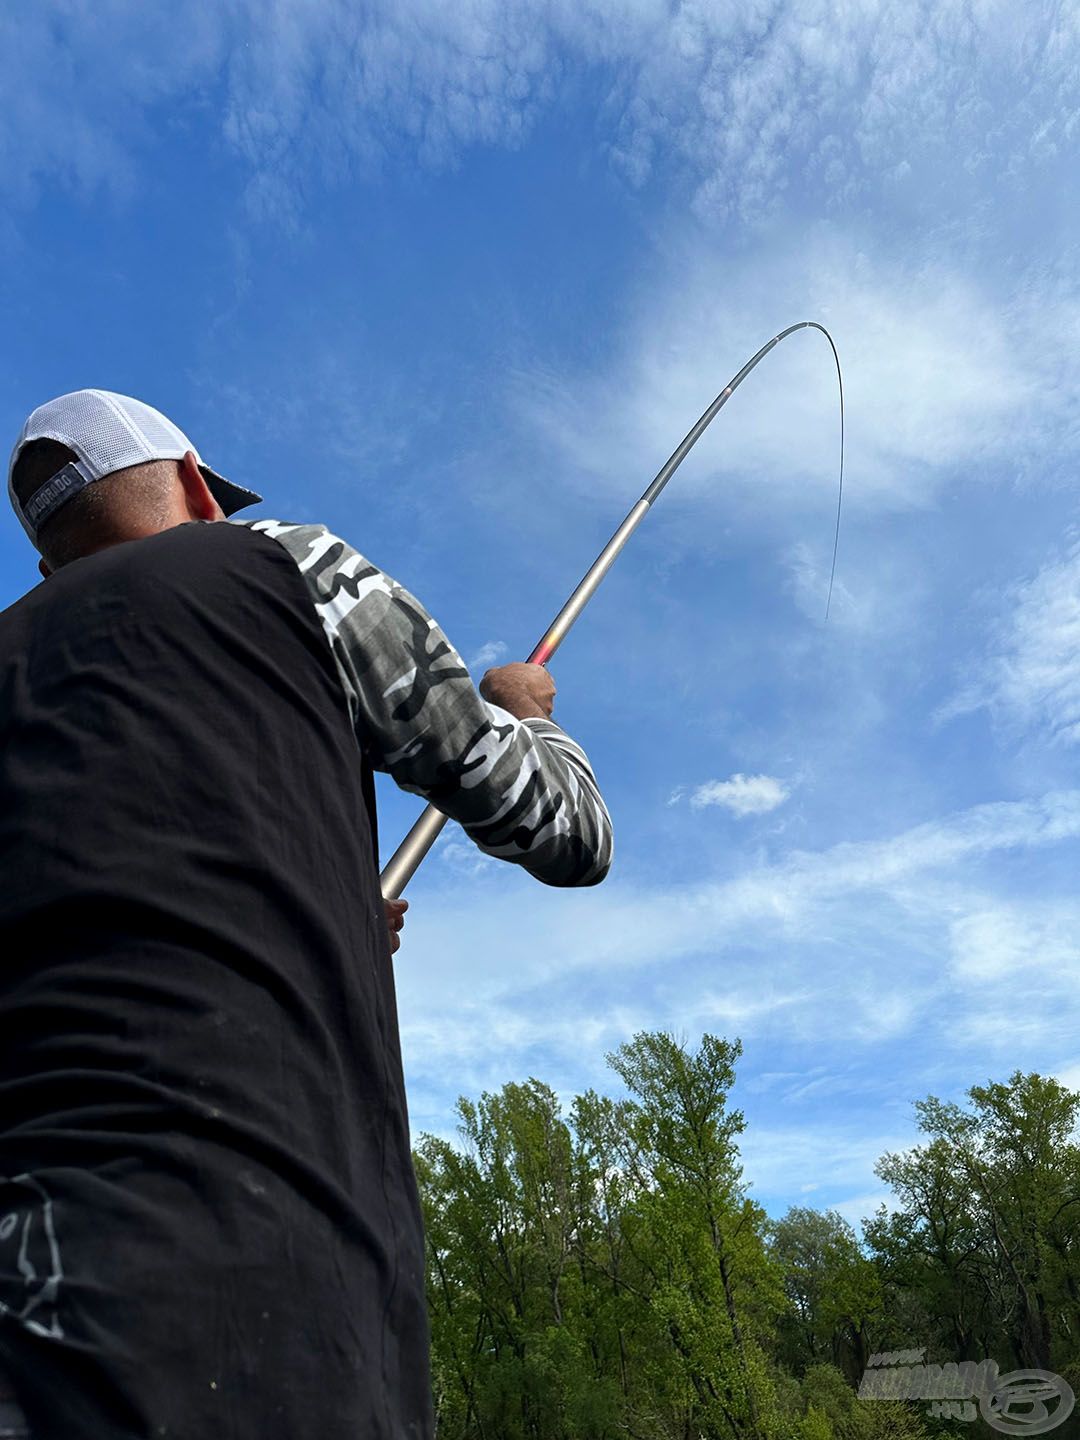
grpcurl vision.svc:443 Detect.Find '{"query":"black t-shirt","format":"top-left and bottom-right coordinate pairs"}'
top-left (0, 522), bottom-right (432, 1438)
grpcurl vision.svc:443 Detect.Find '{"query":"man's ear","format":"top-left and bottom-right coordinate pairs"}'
top-left (38, 558), bottom-right (52, 580)
top-left (178, 451), bottom-right (225, 522)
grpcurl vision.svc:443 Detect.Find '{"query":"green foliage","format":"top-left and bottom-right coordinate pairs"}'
top-left (799, 1364), bottom-right (931, 1440)
top-left (415, 1042), bottom-right (1080, 1440)
top-left (770, 1209), bottom-right (881, 1383)
top-left (799, 1404), bottom-right (835, 1440)
top-left (867, 1071), bottom-right (1080, 1376)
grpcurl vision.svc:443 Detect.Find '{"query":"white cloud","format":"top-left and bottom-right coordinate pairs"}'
top-left (606, 0), bottom-right (1080, 225)
top-left (7, 1), bottom-right (1079, 232)
top-left (511, 234), bottom-right (1072, 522)
top-left (830, 1190), bottom-right (897, 1230)
top-left (948, 902), bottom-right (1080, 982)
top-left (742, 1068), bottom-right (857, 1105)
top-left (739, 1123), bottom-right (910, 1220)
top-left (390, 782), bottom-right (1080, 1215)
top-left (396, 787), bottom-right (1080, 1088)
top-left (436, 837), bottom-right (499, 879)
top-left (215, 0), bottom-right (1080, 231)
top-left (0, 5), bottom-right (227, 207)
top-left (466, 640), bottom-right (508, 672)
top-left (686, 772), bottom-right (789, 816)
top-left (944, 540), bottom-right (1080, 746)
top-left (933, 893), bottom-right (1080, 1055)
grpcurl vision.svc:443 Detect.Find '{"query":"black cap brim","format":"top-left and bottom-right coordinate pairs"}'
top-left (199, 464), bottom-right (263, 517)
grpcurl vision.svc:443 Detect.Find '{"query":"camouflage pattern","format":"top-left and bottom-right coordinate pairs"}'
top-left (238, 520), bottom-right (613, 887)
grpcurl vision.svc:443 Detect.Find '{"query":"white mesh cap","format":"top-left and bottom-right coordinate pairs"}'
top-left (8, 389), bottom-right (262, 548)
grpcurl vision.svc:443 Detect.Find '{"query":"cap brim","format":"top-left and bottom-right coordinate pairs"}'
top-left (199, 465), bottom-right (263, 517)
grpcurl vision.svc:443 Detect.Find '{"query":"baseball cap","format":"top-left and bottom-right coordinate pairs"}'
top-left (8, 389), bottom-right (263, 548)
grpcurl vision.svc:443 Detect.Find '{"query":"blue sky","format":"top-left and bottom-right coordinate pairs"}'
top-left (4, 1), bottom-right (1080, 1228)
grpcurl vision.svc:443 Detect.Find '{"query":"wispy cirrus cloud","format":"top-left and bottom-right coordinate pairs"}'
top-left (393, 782), bottom-right (1080, 1229)
top-left (610, 0), bottom-right (1080, 224)
top-left (205, 1), bottom-right (1080, 233)
top-left (943, 540), bottom-right (1080, 746)
top-left (948, 901), bottom-right (1080, 982)
top-left (738, 1122), bottom-right (906, 1221)
top-left (7, 2), bottom-right (1079, 232)
top-left (397, 787), bottom-right (1080, 1096)
top-left (510, 234), bottom-right (1077, 525)
top-left (0, 4), bottom-right (229, 208)
top-left (402, 785), bottom-right (1080, 1208)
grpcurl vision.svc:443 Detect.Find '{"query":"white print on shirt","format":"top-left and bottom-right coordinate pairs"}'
top-left (0, 1175), bottom-right (64, 1339)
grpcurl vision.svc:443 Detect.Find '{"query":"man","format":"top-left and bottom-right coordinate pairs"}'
top-left (0, 390), bottom-right (613, 1438)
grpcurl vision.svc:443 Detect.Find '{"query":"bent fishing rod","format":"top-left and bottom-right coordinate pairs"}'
top-left (380, 320), bottom-right (844, 900)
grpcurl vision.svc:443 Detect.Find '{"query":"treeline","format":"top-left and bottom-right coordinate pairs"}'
top-left (413, 1032), bottom-right (1080, 1439)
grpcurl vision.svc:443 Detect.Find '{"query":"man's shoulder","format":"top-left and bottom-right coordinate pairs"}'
top-left (229, 520), bottom-right (401, 645)
top-left (230, 518), bottom-right (355, 571)
top-left (230, 517), bottom-right (327, 542)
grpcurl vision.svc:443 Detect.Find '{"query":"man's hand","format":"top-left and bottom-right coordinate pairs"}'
top-left (479, 662), bottom-right (556, 721)
top-left (384, 898), bottom-right (408, 955)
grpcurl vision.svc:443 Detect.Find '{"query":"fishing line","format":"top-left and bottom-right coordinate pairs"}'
top-left (380, 321), bottom-right (845, 899)
top-left (818, 325), bottom-right (844, 622)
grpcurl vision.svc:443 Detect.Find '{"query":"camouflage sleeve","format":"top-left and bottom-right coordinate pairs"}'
top-left (236, 519), bottom-right (613, 887)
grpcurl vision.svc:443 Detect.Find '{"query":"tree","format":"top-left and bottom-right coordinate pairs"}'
top-left (770, 1208), bottom-right (881, 1382)
top-left (869, 1072), bottom-right (1080, 1377)
top-left (800, 1364), bottom-right (930, 1440)
top-left (606, 1032), bottom-right (787, 1439)
top-left (415, 1047), bottom-right (1080, 1440)
top-left (419, 1078), bottom-right (624, 1439)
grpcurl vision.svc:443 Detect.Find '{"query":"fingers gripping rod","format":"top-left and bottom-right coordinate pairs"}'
top-left (380, 321), bottom-right (843, 899)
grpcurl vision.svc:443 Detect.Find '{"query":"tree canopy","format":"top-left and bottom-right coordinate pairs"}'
top-left (415, 1034), bottom-right (1079, 1439)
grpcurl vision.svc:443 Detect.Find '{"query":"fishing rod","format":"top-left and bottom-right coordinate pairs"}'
top-left (380, 320), bottom-right (844, 900)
